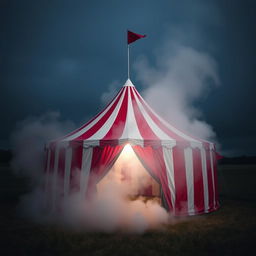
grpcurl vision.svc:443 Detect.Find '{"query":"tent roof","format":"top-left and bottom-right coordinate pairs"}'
top-left (57, 79), bottom-right (213, 149)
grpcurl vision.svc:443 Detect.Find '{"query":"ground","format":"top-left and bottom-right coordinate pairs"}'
top-left (1, 164), bottom-right (255, 256)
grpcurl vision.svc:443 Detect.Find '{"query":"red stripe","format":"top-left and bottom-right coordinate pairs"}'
top-left (206, 150), bottom-right (214, 210)
top-left (130, 87), bottom-right (158, 141)
top-left (69, 141), bottom-right (83, 193)
top-left (133, 88), bottom-right (209, 145)
top-left (173, 146), bottom-right (188, 214)
top-left (192, 148), bottom-right (205, 213)
top-left (76, 87), bottom-right (126, 140)
top-left (133, 88), bottom-right (185, 141)
top-left (86, 145), bottom-right (123, 197)
top-left (60, 88), bottom-right (124, 140)
top-left (101, 86), bottom-right (129, 142)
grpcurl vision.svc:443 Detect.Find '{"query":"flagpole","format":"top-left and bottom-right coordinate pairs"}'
top-left (127, 44), bottom-right (130, 79)
top-left (127, 30), bottom-right (146, 80)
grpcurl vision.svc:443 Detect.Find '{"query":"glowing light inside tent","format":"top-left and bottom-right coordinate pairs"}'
top-left (97, 143), bottom-right (160, 198)
top-left (121, 143), bottom-right (134, 159)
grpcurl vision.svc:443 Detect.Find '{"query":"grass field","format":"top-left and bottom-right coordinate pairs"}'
top-left (1, 164), bottom-right (255, 256)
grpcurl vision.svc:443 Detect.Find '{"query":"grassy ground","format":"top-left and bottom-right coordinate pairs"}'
top-left (1, 164), bottom-right (256, 256)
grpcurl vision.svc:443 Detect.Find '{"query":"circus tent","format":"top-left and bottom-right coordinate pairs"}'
top-left (45, 79), bottom-right (219, 216)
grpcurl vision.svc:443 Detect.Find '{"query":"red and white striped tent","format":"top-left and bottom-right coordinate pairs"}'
top-left (45, 79), bottom-right (219, 216)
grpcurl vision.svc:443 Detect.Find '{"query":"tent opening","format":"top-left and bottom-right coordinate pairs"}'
top-left (96, 144), bottom-right (161, 204)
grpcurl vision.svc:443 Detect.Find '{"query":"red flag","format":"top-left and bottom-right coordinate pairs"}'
top-left (127, 30), bottom-right (146, 44)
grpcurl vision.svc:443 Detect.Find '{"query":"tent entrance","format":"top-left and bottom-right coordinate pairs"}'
top-left (96, 144), bottom-right (161, 203)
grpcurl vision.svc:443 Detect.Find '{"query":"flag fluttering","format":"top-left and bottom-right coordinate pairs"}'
top-left (127, 30), bottom-right (146, 44)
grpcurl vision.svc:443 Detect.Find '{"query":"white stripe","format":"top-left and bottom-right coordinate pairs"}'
top-left (132, 88), bottom-right (175, 142)
top-left (87, 87), bottom-right (127, 141)
top-left (136, 91), bottom-right (201, 143)
top-left (154, 112), bottom-right (198, 142)
top-left (123, 79), bottom-right (135, 87)
top-left (200, 148), bottom-right (209, 212)
top-left (52, 145), bottom-right (60, 212)
top-left (80, 145), bottom-right (93, 198)
top-left (210, 150), bottom-right (216, 208)
top-left (184, 147), bottom-right (195, 215)
top-left (163, 147), bottom-right (176, 211)
top-left (64, 147), bottom-right (72, 198)
top-left (120, 87), bottom-right (143, 142)
top-left (62, 88), bottom-right (124, 141)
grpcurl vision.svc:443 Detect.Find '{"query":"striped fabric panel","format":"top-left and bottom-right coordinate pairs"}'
top-left (63, 87), bottom-right (125, 141)
top-left (86, 86), bottom-right (127, 141)
top-left (184, 147), bottom-right (195, 215)
top-left (133, 88), bottom-right (189, 141)
top-left (162, 147), bottom-right (176, 210)
top-left (69, 141), bottom-right (84, 193)
top-left (131, 88), bottom-right (175, 142)
top-left (133, 87), bottom-right (202, 143)
top-left (80, 145), bottom-right (93, 199)
top-left (62, 88), bottom-right (125, 141)
top-left (120, 87), bottom-right (143, 140)
top-left (130, 87), bottom-right (159, 140)
top-left (100, 85), bottom-right (129, 141)
top-left (172, 146), bottom-right (188, 215)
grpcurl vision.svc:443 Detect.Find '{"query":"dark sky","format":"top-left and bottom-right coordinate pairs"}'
top-left (1, 0), bottom-right (256, 156)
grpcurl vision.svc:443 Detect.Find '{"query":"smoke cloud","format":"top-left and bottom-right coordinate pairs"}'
top-left (134, 42), bottom-right (220, 143)
top-left (58, 183), bottom-right (169, 233)
top-left (10, 112), bottom-right (171, 234)
top-left (10, 112), bottom-right (75, 181)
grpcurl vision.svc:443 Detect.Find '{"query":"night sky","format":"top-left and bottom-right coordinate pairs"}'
top-left (1, 0), bottom-right (256, 156)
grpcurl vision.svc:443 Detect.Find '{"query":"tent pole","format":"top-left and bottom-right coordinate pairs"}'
top-left (128, 44), bottom-right (130, 79)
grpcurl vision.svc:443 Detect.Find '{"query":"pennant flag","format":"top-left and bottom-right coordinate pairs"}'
top-left (127, 30), bottom-right (146, 44)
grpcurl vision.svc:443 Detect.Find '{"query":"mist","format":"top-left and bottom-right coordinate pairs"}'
top-left (134, 43), bottom-right (220, 143)
top-left (10, 112), bottom-right (75, 181)
top-left (10, 112), bottom-right (171, 234)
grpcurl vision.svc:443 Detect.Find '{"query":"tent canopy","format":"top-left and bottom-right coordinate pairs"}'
top-left (54, 79), bottom-right (214, 150)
